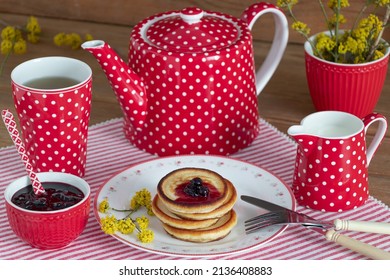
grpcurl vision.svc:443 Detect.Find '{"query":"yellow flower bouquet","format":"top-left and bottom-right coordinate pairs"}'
top-left (277, 0), bottom-right (389, 64)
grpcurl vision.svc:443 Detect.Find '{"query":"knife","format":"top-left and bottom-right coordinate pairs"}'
top-left (241, 195), bottom-right (390, 260)
top-left (241, 195), bottom-right (292, 212)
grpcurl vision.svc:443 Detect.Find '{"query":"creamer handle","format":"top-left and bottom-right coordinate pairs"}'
top-left (241, 2), bottom-right (289, 95)
top-left (362, 113), bottom-right (387, 166)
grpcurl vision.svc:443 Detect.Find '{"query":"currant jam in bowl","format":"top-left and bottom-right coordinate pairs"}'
top-left (4, 172), bottom-right (91, 250)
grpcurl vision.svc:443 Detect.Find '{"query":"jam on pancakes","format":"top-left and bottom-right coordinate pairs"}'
top-left (175, 177), bottom-right (221, 203)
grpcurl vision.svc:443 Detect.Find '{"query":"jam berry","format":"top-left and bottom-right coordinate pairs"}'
top-left (183, 177), bottom-right (210, 197)
top-left (32, 197), bottom-right (48, 209)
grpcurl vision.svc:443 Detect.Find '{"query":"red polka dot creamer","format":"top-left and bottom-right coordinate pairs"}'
top-left (11, 57), bottom-right (92, 177)
top-left (288, 111), bottom-right (387, 212)
top-left (82, 3), bottom-right (288, 156)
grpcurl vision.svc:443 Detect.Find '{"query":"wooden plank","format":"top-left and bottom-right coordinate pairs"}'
top-left (1, 0), bottom-right (387, 44)
top-left (0, 14), bottom-right (389, 144)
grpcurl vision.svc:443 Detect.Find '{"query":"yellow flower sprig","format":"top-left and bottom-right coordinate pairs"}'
top-left (277, 0), bottom-right (390, 64)
top-left (54, 32), bottom-right (93, 50)
top-left (98, 188), bottom-right (155, 243)
top-left (0, 16), bottom-right (39, 55)
top-left (0, 16), bottom-right (93, 76)
top-left (0, 16), bottom-right (39, 75)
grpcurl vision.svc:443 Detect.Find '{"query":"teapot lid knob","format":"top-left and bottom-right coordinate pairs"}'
top-left (180, 7), bottom-right (204, 24)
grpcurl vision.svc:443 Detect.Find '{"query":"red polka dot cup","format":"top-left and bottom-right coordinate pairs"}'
top-left (4, 172), bottom-right (91, 250)
top-left (82, 3), bottom-right (289, 156)
top-left (11, 57), bottom-right (92, 177)
top-left (288, 111), bottom-right (387, 212)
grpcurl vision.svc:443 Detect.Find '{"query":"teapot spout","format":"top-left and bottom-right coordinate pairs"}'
top-left (82, 40), bottom-right (147, 130)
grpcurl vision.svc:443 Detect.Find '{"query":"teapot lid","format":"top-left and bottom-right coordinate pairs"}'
top-left (145, 7), bottom-right (240, 53)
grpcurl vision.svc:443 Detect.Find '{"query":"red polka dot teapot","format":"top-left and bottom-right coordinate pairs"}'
top-left (82, 2), bottom-right (288, 156)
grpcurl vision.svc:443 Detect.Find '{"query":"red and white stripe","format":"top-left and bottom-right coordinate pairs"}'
top-left (0, 118), bottom-right (389, 260)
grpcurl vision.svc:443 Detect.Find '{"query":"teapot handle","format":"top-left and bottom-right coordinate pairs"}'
top-left (362, 113), bottom-right (387, 166)
top-left (241, 2), bottom-right (289, 95)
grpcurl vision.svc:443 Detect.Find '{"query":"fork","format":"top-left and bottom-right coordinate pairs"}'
top-left (245, 209), bottom-right (390, 235)
top-left (244, 209), bottom-right (390, 260)
top-left (245, 210), bottom-right (333, 234)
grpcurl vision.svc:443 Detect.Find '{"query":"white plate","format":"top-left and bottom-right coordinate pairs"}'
top-left (94, 155), bottom-right (296, 257)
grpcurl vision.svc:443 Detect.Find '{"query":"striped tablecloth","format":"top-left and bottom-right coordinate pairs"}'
top-left (1, 118), bottom-right (389, 260)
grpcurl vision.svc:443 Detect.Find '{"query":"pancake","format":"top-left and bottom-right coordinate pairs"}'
top-left (154, 167), bottom-right (238, 243)
top-left (162, 210), bottom-right (237, 243)
top-left (151, 195), bottom-right (219, 229)
top-left (171, 179), bottom-right (237, 220)
top-left (157, 168), bottom-right (228, 214)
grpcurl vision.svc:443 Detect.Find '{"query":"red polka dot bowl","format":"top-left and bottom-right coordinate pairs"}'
top-left (82, 2), bottom-right (289, 156)
top-left (4, 172), bottom-right (91, 250)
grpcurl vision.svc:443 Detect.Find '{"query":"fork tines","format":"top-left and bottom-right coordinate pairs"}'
top-left (244, 212), bottom-right (286, 234)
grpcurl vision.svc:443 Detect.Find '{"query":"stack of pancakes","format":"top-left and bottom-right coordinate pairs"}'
top-left (152, 167), bottom-right (237, 243)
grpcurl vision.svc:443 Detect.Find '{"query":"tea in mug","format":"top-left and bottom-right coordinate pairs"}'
top-left (23, 77), bottom-right (80, 89)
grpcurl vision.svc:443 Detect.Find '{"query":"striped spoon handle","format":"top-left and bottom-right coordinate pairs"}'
top-left (2, 109), bottom-right (45, 195)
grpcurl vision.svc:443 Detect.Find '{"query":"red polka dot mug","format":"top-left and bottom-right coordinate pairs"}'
top-left (82, 2), bottom-right (289, 156)
top-left (288, 111), bottom-right (387, 212)
top-left (11, 57), bottom-right (92, 177)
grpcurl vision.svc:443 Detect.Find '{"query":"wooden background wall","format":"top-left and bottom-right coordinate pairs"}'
top-left (0, 0), bottom-right (388, 138)
top-left (0, 0), bottom-right (388, 128)
top-left (0, 0), bottom-right (387, 45)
